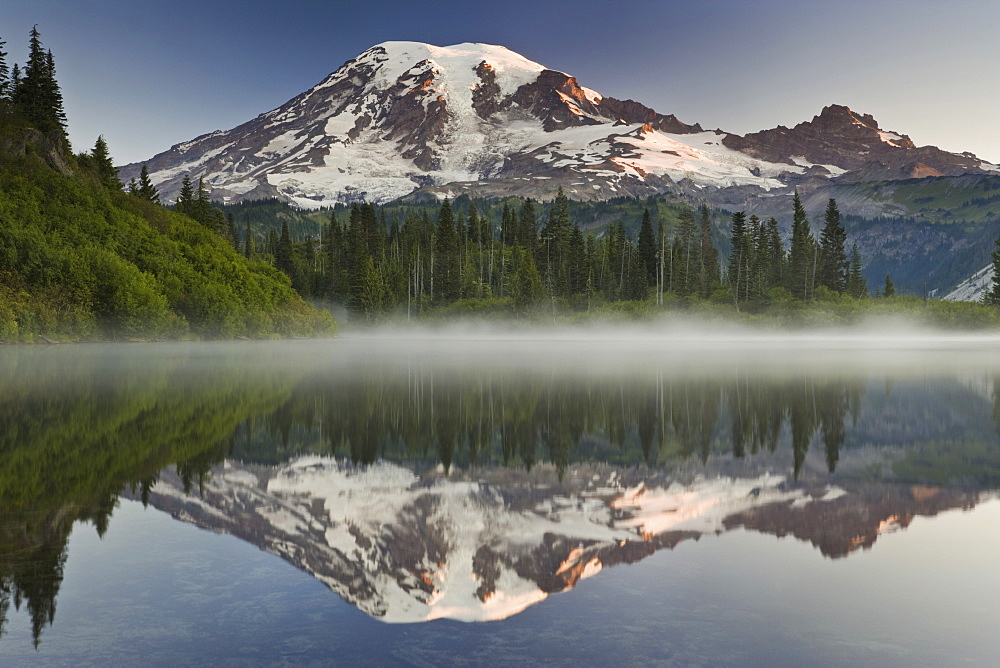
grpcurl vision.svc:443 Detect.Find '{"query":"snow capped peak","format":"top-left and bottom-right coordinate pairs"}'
top-left (119, 43), bottom-right (994, 208)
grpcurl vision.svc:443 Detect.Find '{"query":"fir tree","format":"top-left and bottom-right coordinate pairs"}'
top-left (985, 235), bottom-right (1000, 306)
top-left (637, 208), bottom-right (657, 287)
top-left (788, 191), bottom-right (816, 300)
top-left (846, 244), bottom-right (868, 298)
top-left (434, 198), bottom-right (459, 302)
top-left (883, 274), bottom-right (895, 298)
top-left (177, 175), bottom-right (194, 213)
top-left (16, 27), bottom-right (66, 137)
top-left (275, 220), bottom-right (294, 276)
top-left (698, 205), bottom-right (719, 297)
top-left (136, 165), bottom-right (160, 204)
top-left (727, 211), bottom-right (747, 290)
top-left (818, 198), bottom-right (848, 293)
top-left (90, 136), bottom-right (121, 190)
top-left (0, 35), bottom-right (9, 100)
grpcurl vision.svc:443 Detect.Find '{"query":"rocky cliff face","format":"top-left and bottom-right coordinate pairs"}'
top-left (722, 104), bottom-right (987, 180)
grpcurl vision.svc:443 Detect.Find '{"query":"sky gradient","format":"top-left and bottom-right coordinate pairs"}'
top-left (2, 0), bottom-right (998, 165)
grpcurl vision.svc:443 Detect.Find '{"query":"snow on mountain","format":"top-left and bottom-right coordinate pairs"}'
top-left (134, 456), bottom-right (984, 623)
top-left (119, 42), bottom-right (1000, 208)
top-left (120, 42), bottom-right (802, 207)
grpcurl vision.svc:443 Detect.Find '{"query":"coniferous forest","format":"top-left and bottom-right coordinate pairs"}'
top-left (1, 26), bottom-right (998, 340)
top-left (0, 27), bottom-right (333, 341)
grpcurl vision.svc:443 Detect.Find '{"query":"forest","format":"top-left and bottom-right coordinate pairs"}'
top-left (0, 27), bottom-right (333, 341)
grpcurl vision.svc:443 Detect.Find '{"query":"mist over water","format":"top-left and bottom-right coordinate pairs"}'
top-left (2, 328), bottom-right (999, 664)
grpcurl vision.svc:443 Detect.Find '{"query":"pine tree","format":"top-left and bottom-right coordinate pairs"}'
top-left (846, 244), bottom-right (868, 298)
top-left (766, 217), bottom-right (784, 288)
top-left (434, 198), bottom-right (459, 302)
top-left (0, 35), bottom-right (9, 100)
top-left (788, 191), bottom-right (816, 300)
top-left (637, 208), bottom-right (657, 287)
top-left (883, 274), bottom-right (895, 298)
top-left (727, 211), bottom-right (747, 289)
top-left (15, 27), bottom-right (66, 137)
top-left (540, 187), bottom-right (571, 292)
top-left (986, 235), bottom-right (1000, 306)
top-left (136, 165), bottom-right (160, 204)
top-left (275, 220), bottom-right (295, 276)
top-left (177, 175), bottom-right (194, 213)
top-left (674, 209), bottom-right (699, 297)
top-left (698, 205), bottom-right (719, 297)
top-left (91, 136), bottom-right (121, 190)
top-left (818, 198), bottom-right (848, 293)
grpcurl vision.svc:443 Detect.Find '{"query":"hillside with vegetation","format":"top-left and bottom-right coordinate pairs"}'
top-left (0, 28), bottom-right (334, 342)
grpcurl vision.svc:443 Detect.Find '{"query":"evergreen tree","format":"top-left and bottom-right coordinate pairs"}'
top-left (136, 165), bottom-right (160, 204)
top-left (90, 136), bottom-right (121, 190)
top-left (698, 205), bottom-right (719, 296)
top-left (434, 198), bottom-right (459, 302)
top-left (539, 187), bottom-right (571, 293)
top-left (727, 211), bottom-right (747, 290)
top-left (176, 175), bottom-right (194, 213)
top-left (637, 208), bottom-right (657, 287)
top-left (510, 246), bottom-right (542, 312)
top-left (0, 35), bottom-right (9, 100)
top-left (16, 27), bottom-right (66, 136)
top-left (985, 235), bottom-right (1000, 306)
top-left (883, 274), bottom-right (895, 298)
top-left (517, 198), bottom-right (538, 252)
top-left (846, 244), bottom-right (868, 298)
top-left (818, 198), bottom-right (848, 293)
top-left (674, 209), bottom-right (699, 297)
top-left (788, 191), bottom-right (816, 300)
top-left (275, 220), bottom-right (294, 276)
top-left (766, 217), bottom-right (784, 288)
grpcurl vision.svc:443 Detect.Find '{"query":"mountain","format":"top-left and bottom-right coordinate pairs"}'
top-left (135, 456), bottom-right (984, 623)
top-left (119, 42), bottom-right (1000, 208)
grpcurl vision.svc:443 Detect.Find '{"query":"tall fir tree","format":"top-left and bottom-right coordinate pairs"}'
top-left (90, 136), bottom-right (121, 190)
top-left (0, 35), bottom-right (9, 100)
top-left (698, 205), bottom-right (720, 297)
top-left (637, 208), bottom-right (657, 287)
top-left (788, 191), bottom-right (816, 300)
top-left (883, 274), bottom-right (895, 298)
top-left (434, 198), bottom-right (459, 302)
top-left (818, 198), bottom-right (848, 293)
top-left (136, 165), bottom-right (160, 204)
top-left (985, 235), bottom-right (1000, 306)
top-left (846, 243), bottom-right (868, 298)
top-left (726, 211), bottom-right (747, 289)
top-left (176, 174), bottom-right (194, 214)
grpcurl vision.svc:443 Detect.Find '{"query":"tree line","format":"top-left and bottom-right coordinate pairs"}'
top-left (227, 184), bottom-right (880, 319)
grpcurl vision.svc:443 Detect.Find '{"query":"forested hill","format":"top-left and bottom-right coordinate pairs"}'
top-left (0, 27), bottom-right (333, 342)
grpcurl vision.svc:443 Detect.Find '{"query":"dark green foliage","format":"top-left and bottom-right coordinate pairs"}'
top-left (847, 244), bottom-right (868, 298)
top-left (89, 135), bottom-right (120, 190)
top-left (637, 208), bottom-right (656, 287)
top-left (434, 198), bottom-right (459, 303)
top-left (883, 274), bottom-right (895, 297)
top-left (819, 198), bottom-right (848, 293)
top-left (6, 27), bottom-right (66, 141)
top-left (0, 153), bottom-right (333, 340)
top-left (788, 191), bottom-right (818, 300)
top-left (985, 236), bottom-right (1000, 306)
top-left (135, 164), bottom-right (160, 204)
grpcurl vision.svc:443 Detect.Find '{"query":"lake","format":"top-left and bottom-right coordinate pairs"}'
top-left (1, 330), bottom-right (999, 666)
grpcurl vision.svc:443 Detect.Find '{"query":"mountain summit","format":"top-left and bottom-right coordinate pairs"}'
top-left (121, 42), bottom-right (999, 207)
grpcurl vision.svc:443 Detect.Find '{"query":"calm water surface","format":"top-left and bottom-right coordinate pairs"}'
top-left (1, 333), bottom-right (999, 666)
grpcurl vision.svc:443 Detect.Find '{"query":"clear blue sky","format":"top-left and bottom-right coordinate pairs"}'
top-left (2, 0), bottom-right (998, 165)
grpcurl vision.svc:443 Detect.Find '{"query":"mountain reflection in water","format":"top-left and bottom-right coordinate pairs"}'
top-left (1, 338), bottom-right (999, 646)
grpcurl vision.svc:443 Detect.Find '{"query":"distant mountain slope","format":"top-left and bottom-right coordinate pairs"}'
top-left (120, 42), bottom-right (999, 208)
